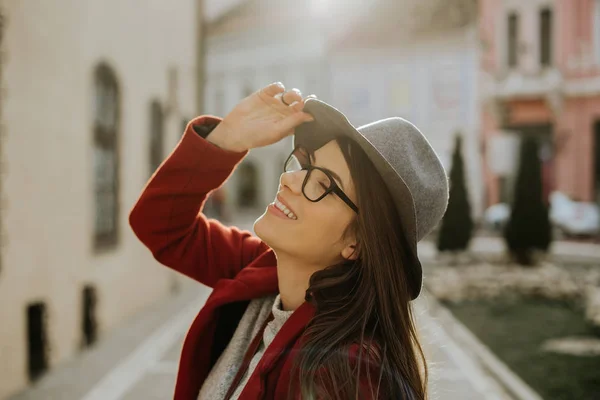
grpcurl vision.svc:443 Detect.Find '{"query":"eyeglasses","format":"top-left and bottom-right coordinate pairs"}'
top-left (284, 146), bottom-right (359, 214)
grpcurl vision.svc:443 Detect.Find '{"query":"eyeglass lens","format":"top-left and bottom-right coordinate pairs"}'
top-left (285, 149), bottom-right (332, 201)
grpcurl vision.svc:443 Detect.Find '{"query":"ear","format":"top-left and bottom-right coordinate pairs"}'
top-left (341, 243), bottom-right (359, 261)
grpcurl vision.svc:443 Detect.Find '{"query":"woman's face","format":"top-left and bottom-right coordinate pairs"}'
top-left (254, 140), bottom-right (358, 267)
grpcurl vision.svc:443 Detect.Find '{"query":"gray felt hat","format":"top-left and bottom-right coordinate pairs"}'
top-left (294, 98), bottom-right (449, 300)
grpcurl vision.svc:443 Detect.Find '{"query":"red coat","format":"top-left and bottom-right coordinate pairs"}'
top-left (129, 117), bottom-right (385, 399)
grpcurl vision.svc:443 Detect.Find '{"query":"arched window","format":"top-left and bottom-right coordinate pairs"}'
top-left (93, 63), bottom-right (120, 249)
top-left (149, 100), bottom-right (164, 175)
top-left (237, 162), bottom-right (259, 208)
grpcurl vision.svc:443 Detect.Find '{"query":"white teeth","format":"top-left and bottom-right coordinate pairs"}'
top-left (274, 199), bottom-right (297, 220)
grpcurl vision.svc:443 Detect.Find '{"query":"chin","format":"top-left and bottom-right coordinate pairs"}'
top-left (253, 211), bottom-right (270, 243)
top-left (253, 210), bottom-right (287, 249)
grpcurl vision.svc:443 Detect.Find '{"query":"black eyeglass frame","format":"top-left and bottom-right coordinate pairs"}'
top-left (284, 147), bottom-right (359, 214)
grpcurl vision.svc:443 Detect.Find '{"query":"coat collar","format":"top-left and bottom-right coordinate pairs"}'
top-left (183, 249), bottom-right (318, 399)
top-left (228, 250), bottom-right (318, 382)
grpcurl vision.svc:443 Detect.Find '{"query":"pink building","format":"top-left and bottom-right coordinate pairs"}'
top-left (480, 0), bottom-right (600, 207)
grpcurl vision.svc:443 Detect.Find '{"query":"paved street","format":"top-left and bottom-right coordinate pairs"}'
top-left (458, 236), bottom-right (600, 263)
top-left (11, 216), bottom-right (584, 400)
top-left (8, 282), bottom-right (514, 400)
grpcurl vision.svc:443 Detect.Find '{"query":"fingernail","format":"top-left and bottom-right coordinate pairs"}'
top-left (274, 82), bottom-right (284, 88)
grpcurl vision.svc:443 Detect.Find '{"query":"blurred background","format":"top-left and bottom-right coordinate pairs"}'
top-left (1, 0), bottom-right (600, 399)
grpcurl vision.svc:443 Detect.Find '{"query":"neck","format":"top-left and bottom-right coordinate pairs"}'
top-left (274, 252), bottom-right (322, 312)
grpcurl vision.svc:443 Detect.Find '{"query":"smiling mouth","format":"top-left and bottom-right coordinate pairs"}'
top-left (271, 198), bottom-right (297, 220)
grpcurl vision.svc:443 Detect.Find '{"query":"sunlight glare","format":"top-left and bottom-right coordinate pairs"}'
top-left (310, 0), bottom-right (332, 16)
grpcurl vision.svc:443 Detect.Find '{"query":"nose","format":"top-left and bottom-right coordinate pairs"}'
top-left (279, 170), bottom-right (305, 195)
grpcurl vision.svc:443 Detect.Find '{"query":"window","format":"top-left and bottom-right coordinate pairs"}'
top-left (0, 10), bottom-right (4, 277)
top-left (27, 302), bottom-right (48, 381)
top-left (594, 121), bottom-right (600, 204)
top-left (507, 12), bottom-right (519, 68)
top-left (81, 286), bottom-right (98, 347)
top-left (237, 162), bottom-right (259, 208)
top-left (595, 0), bottom-right (600, 64)
top-left (540, 8), bottom-right (553, 66)
top-left (93, 63), bottom-right (120, 249)
top-left (149, 100), bottom-right (164, 175)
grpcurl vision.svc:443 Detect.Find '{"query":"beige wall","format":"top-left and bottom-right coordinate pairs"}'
top-left (0, 1), bottom-right (200, 397)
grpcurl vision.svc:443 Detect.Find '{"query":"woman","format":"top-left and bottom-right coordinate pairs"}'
top-left (129, 82), bottom-right (449, 399)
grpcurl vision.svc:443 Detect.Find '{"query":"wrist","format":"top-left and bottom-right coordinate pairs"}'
top-left (193, 120), bottom-right (220, 139)
top-left (207, 121), bottom-right (244, 152)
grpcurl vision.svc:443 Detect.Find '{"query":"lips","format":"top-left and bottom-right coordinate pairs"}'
top-left (276, 194), bottom-right (297, 216)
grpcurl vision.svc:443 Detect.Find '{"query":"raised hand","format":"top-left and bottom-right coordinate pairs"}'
top-left (207, 82), bottom-right (316, 152)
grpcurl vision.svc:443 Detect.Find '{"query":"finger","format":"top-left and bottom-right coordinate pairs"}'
top-left (274, 92), bottom-right (298, 107)
top-left (282, 88), bottom-right (303, 105)
top-left (275, 112), bottom-right (314, 136)
top-left (304, 94), bottom-right (317, 100)
top-left (289, 100), bottom-right (306, 113)
top-left (261, 82), bottom-right (286, 97)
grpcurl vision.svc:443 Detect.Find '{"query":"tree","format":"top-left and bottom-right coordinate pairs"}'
top-left (437, 134), bottom-right (473, 253)
top-left (503, 137), bottom-right (552, 265)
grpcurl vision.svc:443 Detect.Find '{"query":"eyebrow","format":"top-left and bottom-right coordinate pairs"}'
top-left (310, 152), bottom-right (345, 190)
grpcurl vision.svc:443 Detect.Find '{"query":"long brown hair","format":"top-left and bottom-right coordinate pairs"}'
top-left (289, 136), bottom-right (428, 399)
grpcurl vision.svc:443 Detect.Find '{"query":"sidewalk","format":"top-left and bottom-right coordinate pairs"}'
top-left (230, 213), bottom-right (600, 264)
top-left (8, 281), bottom-right (516, 400)
top-left (8, 281), bottom-right (208, 400)
top-left (419, 235), bottom-right (600, 264)
top-left (7, 215), bottom-right (539, 400)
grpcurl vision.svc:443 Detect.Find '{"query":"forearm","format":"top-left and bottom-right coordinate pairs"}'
top-left (129, 116), bottom-right (247, 253)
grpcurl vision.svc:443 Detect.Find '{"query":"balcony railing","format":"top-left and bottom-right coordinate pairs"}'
top-left (483, 67), bottom-right (563, 101)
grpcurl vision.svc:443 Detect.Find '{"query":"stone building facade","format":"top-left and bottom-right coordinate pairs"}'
top-left (205, 0), bottom-right (484, 220)
top-left (0, 1), bottom-right (202, 397)
top-left (481, 0), bottom-right (600, 206)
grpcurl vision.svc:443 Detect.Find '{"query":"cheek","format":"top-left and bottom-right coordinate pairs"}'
top-left (254, 201), bottom-right (353, 263)
top-left (296, 205), bottom-right (350, 251)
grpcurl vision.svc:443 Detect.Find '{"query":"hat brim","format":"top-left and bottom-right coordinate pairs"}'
top-left (293, 99), bottom-right (423, 300)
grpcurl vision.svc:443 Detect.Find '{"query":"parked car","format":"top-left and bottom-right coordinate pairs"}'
top-left (549, 191), bottom-right (600, 237)
top-left (483, 192), bottom-right (600, 238)
top-left (483, 203), bottom-right (511, 232)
